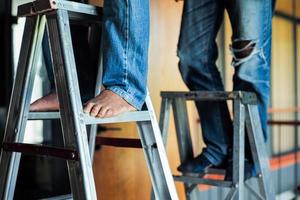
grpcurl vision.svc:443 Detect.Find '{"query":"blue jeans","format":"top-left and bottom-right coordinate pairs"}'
top-left (177, 0), bottom-right (275, 165)
top-left (44, 0), bottom-right (149, 110)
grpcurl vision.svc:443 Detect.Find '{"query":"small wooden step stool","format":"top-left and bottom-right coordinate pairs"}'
top-left (158, 91), bottom-right (275, 200)
top-left (0, 1), bottom-right (178, 199)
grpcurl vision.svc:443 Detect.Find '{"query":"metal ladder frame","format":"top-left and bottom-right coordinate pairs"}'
top-left (0, 1), bottom-right (178, 199)
top-left (159, 91), bottom-right (275, 200)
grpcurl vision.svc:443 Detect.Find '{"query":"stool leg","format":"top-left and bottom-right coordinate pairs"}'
top-left (172, 98), bottom-right (198, 200)
top-left (232, 99), bottom-right (245, 200)
top-left (159, 97), bottom-right (172, 146)
top-left (0, 15), bottom-right (45, 200)
top-left (46, 10), bottom-right (96, 200)
top-left (137, 95), bottom-right (178, 200)
top-left (245, 104), bottom-right (275, 200)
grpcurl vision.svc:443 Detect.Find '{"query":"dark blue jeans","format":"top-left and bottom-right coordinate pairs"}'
top-left (177, 0), bottom-right (275, 165)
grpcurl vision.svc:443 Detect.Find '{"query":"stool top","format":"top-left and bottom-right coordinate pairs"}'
top-left (160, 91), bottom-right (258, 104)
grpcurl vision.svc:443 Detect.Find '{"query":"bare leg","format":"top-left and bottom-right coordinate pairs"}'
top-left (29, 92), bottom-right (59, 112)
top-left (83, 90), bottom-right (136, 118)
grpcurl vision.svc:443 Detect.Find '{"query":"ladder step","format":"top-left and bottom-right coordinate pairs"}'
top-left (96, 137), bottom-right (142, 149)
top-left (161, 91), bottom-right (257, 104)
top-left (35, 0), bottom-right (101, 15)
top-left (28, 111), bottom-right (151, 124)
top-left (28, 111), bottom-right (60, 120)
top-left (173, 175), bottom-right (232, 188)
top-left (18, 0), bottom-right (103, 24)
top-left (84, 111), bottom-right (151, 124)
top-left (40, 194), bottom-right (73, 200)
top-left (205, 167), bottom-right (226, 175)
top-left (1, 142), bottom-right (78, 161)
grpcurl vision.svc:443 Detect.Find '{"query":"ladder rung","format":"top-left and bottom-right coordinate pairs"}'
top-left (28, 111), bottom-right (151, 124)
top-left (28, 111), bottom-right (60, 120)
top-left (205, 167), bottom-right (226, 175)
top-left (40, 194), bottom-right (73, 200)
top-left (18, 0), bottom-right (103, 19)
top-left (96, 137), bottom-right (142, 149)
top-left (84, 111), bottom-right (151, 124)
top-left (1, 142), bottom-right (78, 161)
top-left (161, 91), bottom-right (257, 104)
top-left (173, 175), bottom-right (232, 188)
top-left (41, 0), bottom-right (100, 16)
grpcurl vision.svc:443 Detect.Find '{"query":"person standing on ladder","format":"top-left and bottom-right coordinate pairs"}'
top-left (30, 0), bottom-right (150, 119)
top-left (177, 0), bottom-right (276, 180)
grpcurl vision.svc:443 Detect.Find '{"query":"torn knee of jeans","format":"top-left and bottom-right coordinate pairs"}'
top-left (230, 39), bottom-right (258, 67)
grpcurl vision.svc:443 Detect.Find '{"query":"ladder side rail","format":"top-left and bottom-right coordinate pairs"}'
top-left (150, 97), bottom-right (173, 200)
top-left (137, 95), bottom-right (179, 200)
top-left (245, 104), bottom-right (275, 200)
top-left (146, 95), bottom-right (178, 200)
top-left (5, 15), bottom-right (47, 199)
top-left (0, 15), bottom-right (43, 200)
top-left (171, 98), bottom-right (193, 164)
top-left (159, 97), bottom-right (172, 146)
top-left (232, 99), bottom-right (245, 200)
top-left (46, 10), bottom-right (96, 200)
top-left (137, 121), bottom-right (172, 200)
top-left (224, 187), bottom-right (237, 200)
top-left (88, 23), bottom-right (103, 161)
top-left (172, 98), bottom-right (197, 200)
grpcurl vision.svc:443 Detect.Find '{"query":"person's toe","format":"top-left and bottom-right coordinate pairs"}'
top-left (97, 106), bottom-right (109, 118)
top-left (90, 105), bottom-right (101, 117)
top-left (83, 102), bottom-right (95, 114)
top-left (105, 109), bottom-right (114, 118)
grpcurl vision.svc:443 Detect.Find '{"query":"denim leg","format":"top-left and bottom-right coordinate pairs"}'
top-left (226, 0), bottom-right (273, 141)
top-left (102, 0), bottom-right (149, 110)
top-left (177, 0), bottom-right (232, 165)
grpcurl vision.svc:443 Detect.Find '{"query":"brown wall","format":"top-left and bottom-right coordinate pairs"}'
top-left (91, 0), bottom-right (202, 199)
top-left (91, 0), bottom-right (300, 199)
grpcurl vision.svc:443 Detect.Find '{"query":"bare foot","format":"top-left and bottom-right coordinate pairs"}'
top-left (83, 90), bottom-right (136, 118)
top-left (30, 92), bottom-right (59, 112)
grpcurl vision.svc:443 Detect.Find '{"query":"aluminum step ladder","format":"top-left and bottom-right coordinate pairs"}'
top-left (0, 1), bottom-right (178, 199)
top-left (159, 91), bottom-right (275, 200)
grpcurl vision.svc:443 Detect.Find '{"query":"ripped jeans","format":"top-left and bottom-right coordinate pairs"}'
top-left (177, 0), bottom-right (275, 165)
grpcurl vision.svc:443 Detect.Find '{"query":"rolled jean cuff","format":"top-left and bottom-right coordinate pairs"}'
top-left (106, 86), bottom-right (144, 110)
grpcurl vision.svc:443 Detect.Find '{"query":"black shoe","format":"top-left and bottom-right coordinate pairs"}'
top-left (177, 154), bottom-right (215, 174)
top-left (224, 159), bottom-right (256, 181)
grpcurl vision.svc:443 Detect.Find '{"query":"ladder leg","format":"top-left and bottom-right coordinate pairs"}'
top-left (46, 10), bottom-right (97, 200)
top-left (225, 187), bottom-right (237, 200)
top-left (159, 97), bottom-right (172, 146)
top-left (0, 15), bottom-right (46, 200)
top-left (151, 97), bottom-right (173, 200)
top-left (245, 104), bottom-right (275, 200)
top-left (172, 98), bottom-right (198, 200)
top-left (232, 99), bottom-right (245, 200)
top-left (137, 95), bottom-right (178, 200)
top-left (88, 24), bottom-right (103, 162)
